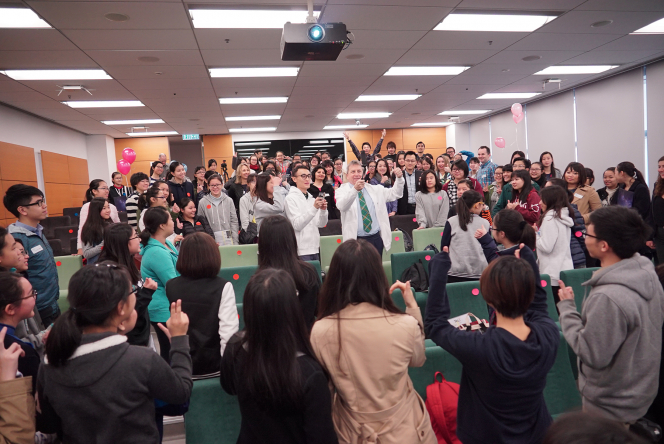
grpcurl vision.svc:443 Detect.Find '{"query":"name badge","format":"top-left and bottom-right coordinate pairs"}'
top-left (31, 245), bottom-right (44, 254)
top-left (574, 193), bottom-right (583, 199)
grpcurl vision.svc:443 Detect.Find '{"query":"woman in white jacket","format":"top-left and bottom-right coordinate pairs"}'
top-left (536, 185), bottom-right (574, 299)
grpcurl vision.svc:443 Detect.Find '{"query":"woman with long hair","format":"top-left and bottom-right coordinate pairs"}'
top-left (415, 170), bottom-right (449, 229)
top-left (311, 240), bottom-right (435, 444)
top-left (506, 169), bottom-right (541, 225)
top-left (150, 161), bottom-right (164, 185)
top-left (98, 224), bottom-right (157, 347)
top-left (364, 160), bottom-right (377, 182)
top-left (37, 263), bottom-right (192, 443)
top-left (258, 216), bottom-right (320, 329)
top-left (396, 151), bottom-right (406, 171)
top-left (371, 159), bottom-right (397, 216)
top-left (435, 154), bottom-right (451, 183)
top-left (615, 161), bottom-right (652, 223)
top-left (138, 185), bottom-right (182, 245)
top-left (239, 174), bottom-right (258, 233)
top-left (176, 197), bottom-right (215, 238)
top-left (321, 159), bottom-right (341, 188)
top-left (545, 179), bottom-right (589, 270)
top-left (81, 198), bottom-right (113, 265)
top-left (77, 179), bottom-right (121, 255)
top-left (563, 162), bottom-right (601, 223)
top-left (309, 165), bottom-right (338, 219)
top-left (254, 173), bottom-right (288, 231)
top-left (197, 174), bottom-right (238, 245)
top-left (653, 156), bottom-right (664, 264)
top-left (597, 167), bottom-right (619, 206)
top-left (221, 268), bottom-right (337, 444)
top-left (228, 163), bottom-right (251, 214)
top-left (485, 165), bottom-right (504, 212)
top-left (539, 151), bottom-right (562, 180)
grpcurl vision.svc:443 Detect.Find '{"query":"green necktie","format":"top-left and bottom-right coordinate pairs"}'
top-left (358, 191), bottom-right (372, 233)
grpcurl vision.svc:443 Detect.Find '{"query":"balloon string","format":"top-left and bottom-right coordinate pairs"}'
top-left (515, 126), bottom-right (519, 151)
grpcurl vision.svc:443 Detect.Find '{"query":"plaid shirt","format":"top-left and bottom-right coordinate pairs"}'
top-left (477, 160), bottom-right (497, 188)
top-left (446, 181), bottom-right (459, 205)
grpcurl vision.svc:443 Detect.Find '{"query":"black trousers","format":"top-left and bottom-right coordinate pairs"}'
top-left (39, 306), bottom-right (61, 328)
top-left (151, 321), bottom-right (171, 362)
top-left (358, 231), bottom-right (384, 257)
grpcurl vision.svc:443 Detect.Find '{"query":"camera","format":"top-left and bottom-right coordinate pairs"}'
top-left (221, 160), bottom-right (228, 171)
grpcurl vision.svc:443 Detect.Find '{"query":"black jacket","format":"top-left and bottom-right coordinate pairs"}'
top-left (397, 169), bottom-right (422, 215)
top-left (125, 284), bottom-right (156, 347)
top-left (569, 203), bottom-right (588, 269)
top-left (168, 179), bottom-right (196, 208)
top-left (308, 183), bottom-right (339, 220)
top-left (1, 323), bottom-right (40, 392)
top-left (175, 214), bottom-right (215, 238)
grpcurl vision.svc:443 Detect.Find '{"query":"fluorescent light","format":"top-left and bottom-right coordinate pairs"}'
top-left (190, 9), bottom-right (319, 29)
top-left (0, 8), bottom-right (51, 28)
top-left (435, 13), bottom-right (556, 32)
top-left (219, 97), bottom-right (288, 104)
top-left (228, 127), bottom-right (277, 133)
top-left (63, 100), bottom-right (144, 108)
top-left (356, 94), bottom-right (421, 101)
top-left (235, 141), bottom-right (272, 146)
top-left (210, 67), bottom-right (299, 78)
top-left (477, 93), bottom-right (540, 99)
top-left (126, 131), bottom-right (178, 137)
top-left (225, 115), bottom-right (281, 121)
top-left (534, 65), bottom-right (618, 75)
top-left (303, 145), bottom-right (334, 148)
top-left (632, 17), bottom-right (664, 34)
top-left (439, 110), bottom-right (490, 115)
top-left (102, 119), bottom-right (164, 125)
top-left (324, 124), bottom-right (369, 130)
top-left (1, 69), bottom-right (111, 80)
top-left (411, 122), bottom-right (452, 127)
top-left (330, 139), bottom-right (344, 143)
top-left (309, 140), bottom-right (328, 144)
top-left (337, 112), bottom-right (391, 119)
top-left (384, 66), bottom-right (469, 76)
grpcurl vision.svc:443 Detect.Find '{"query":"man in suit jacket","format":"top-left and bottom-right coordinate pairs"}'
top-left (397, 151), bottom-right (422, 215)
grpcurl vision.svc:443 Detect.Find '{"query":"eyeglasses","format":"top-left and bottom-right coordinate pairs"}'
top-left (297, 174), bottom-right (312, 179)
top-left (16, 289), bottom-right (37, 302)
top-left (22, 199), bottom-right (47, 208)
top-left (580, 231), bottom-right (599, 240)
top-left (97, 187), bottom-right (109, 191)
top-left (129, 235), bottom-right (140, 241)
top-left (209, 184), bottom-right (222, 188)
top-left (126, 285), bottom-right (138, 298)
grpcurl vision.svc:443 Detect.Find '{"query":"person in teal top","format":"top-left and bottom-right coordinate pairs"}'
top-left (139, 206), bottom-right (179, 361)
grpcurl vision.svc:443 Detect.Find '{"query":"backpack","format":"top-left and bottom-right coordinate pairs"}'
top-left (424, 244), bottom-right (440, 254)
top-left (400, 259), bottom-right (428, 292)
top-left (425, 372), bottom-right (462, 444)
top-left (396, 228), bottom-right (413, 252)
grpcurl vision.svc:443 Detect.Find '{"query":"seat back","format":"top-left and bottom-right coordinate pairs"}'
top-left (559, 268), bottom-right (599, 312)
top-left (544, 332), bottom-right (582, 417)
top-left (54, 226), bottom-right (78, 255)
top-left (218, 265), bottom-right (258, 304)
top-left (318, 219), bottom-right (342, 236)
top-left (445, 281), bottom-right (489, 320)
top-left (219, 244), bottom-right (258, 269)
top-left (118, 211), bottom-right (128, 223)
top-left (41, 216), bottom-right (72, 240)
top-left (47, 239), bottom-right (63, 257)
top-left (62, 207), bottom-right (82, 226)
top-left (382, 230), bottom-right (405, 262)
top-left (412, 227), bottom-right (444, 251)
top-left (408, 345), bottom-right (463, 400)
top-left (389, 214), bottom-right (419, 240)
top-left (320, 235), bottom-right (343, 272)
top-left (185, 377), bottom-right (241, 444)
top-left (54, 255), bottom-right (83, 309)
top-left (305, 260), bottom-right (322, 282)
top-left (540, 274), bottom-right (559, 322)
top-left (390, 251), bottom-right (432, 284)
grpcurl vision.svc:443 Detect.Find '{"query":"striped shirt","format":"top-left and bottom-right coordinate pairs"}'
top-left (125, 194), bottom-right (141, 228)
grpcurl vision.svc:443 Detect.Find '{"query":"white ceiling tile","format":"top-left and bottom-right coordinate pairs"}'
top-left (20, 106), bottom-right (92, 120)
top-left (0, 29), bottom-right (80, 51)
top-left (201, 49), bottom-right (290, 66)
top-left (539, 10), bottom-right (664, 35)
top-left (321, 5), bottom-right (451, 31)
top-left (508, 32), bottom-right (621, 51)
top-left (103, 122), bottom-right (175, 132)
top-left (131, 87), bottom-right (214, 100)
top-left (576, 0), bottom-right (664, 12)
top-left (594, 34), bottom-right (664, 51)
top-left (466, 62), bottom-right (550, 76)
top-left (349, 30), bottom-right (429, 50)
top-left (194, 29), bottom-right (281, 50)
top-left (413, 31), bottom-right (529, 51)
top-left (61, 30), bottom-right (198, 50)
top-left (457, 0), bottom-right (585, 9)
top-left (430, 83), bottom-right (504, 94)
top-left (157, 110), bottom-right (222, 119)
top-left (119, 77), bottom-right (212, 90)
top-left (396, 49), bottom-right (496, 66)
top-left (85, 50), bottom-right (205, 66)
top-left (482, 50), bottom-right (584, 65)
top-left (210, 77), bottom-right (298, 89)
top-left (299, 63), bottom-right (389, 77)
top-left (294, 75), bottom-right (376, 87)
top-left (103, 64), bottom-right (209, 79)
top-left (563, 49), bottom-right (663, 64)
top-left (17, 79), bottom-right (135, 101)
top-left (287, 94), bottom-right (357, 109)
top-left (291, 85), bottom-right (368, 96)
top-left (339, 102), bottom-right (411, 113)
top-left (27, 1), bottom-right (192, 30)
top-left (0, 50), bottom-right (98, 69)
top-left (280, 109), bottom-right (339, 118)
top-left (360, 78), bottom-right (440, 95)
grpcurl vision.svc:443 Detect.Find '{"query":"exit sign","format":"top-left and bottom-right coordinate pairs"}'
top-left (182, 134), bottom-right (200, 140)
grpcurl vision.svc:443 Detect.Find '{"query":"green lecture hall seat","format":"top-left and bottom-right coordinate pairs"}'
top-left (390, 251), bottom-right (434, 319)
top-left (185, 377), bottom-right (241, 444)
top-left (412, 226), bottom-right (444, 251)
top-left (408, 345), bottom-right (463, 400)
top-left (218, 265), bottom-right (258, 304)
top-left (219, 244), bottom-right (258, 269)
top-left (54, 255), bottom-right (83, 313)
top-left (320, 235), bottom-right (343, 273)
top-left (445, 281), bottom-right (490, 320)
top-left (559, 268), bottom-right (599, 312)
top-left (382, 231), bottom-right (406, 281)
top-left (540, 274), bottom-right (559, 323)
top-left (543, 332), bottom-right (582, 418)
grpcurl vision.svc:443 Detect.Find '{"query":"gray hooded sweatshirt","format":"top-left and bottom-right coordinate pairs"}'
top-left (557, 254), bottom-right (664, 422)
top-left (198, 192), bottom-right (239, 244)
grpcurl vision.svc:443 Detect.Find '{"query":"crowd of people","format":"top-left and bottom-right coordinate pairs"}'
top-left (0, 137), bottom-right (663, 444)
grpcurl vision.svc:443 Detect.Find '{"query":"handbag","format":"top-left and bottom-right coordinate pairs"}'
top-left (239, 201), bottom-right (258, 244)
top-left (448, 313), bottom-right (489, 334)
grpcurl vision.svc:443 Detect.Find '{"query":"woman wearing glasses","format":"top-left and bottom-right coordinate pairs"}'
top-left (197, 174), bottom-right (239, 245)
top-left (138, 186), bottom-right (183, 246)
top-left (76, 179), bottom-right (121, 255)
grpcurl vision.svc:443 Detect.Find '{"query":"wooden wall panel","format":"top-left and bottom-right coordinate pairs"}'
top-left (0, 142), bottom-right (37, 182)
top-left (41, 151), bottom-right (71, 184)
top-left (203, 135), bottom-right (234, 173)
top-left (114, 137), bottom-right (170, 178)
top-left (68, 157), bottom-right (89, 185)
top-left (0, 180), bottom-right (39, 223)
top-left (71, 185), bottom-right (88, 207)
top-left (402, 128), bottom-right (447, 150)
top-left (43, 183), bottom-right (72, 217)
top-left (372, 129), bottom-right (404, 152)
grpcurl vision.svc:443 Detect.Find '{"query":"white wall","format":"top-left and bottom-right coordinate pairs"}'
top-left (86, 135), bottom-right (116, 182)
top-left (647, 60), bottom-right (664, 186)
top-left (526, 91), bottom-right (576, 171)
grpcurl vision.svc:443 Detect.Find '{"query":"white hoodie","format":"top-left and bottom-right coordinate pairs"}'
top-left (284, 187), bottom-right (328, 256)
top-left (536, 207), bottom-right (574, 281)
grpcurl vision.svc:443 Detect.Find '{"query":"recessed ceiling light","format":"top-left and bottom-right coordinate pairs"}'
top-left (102, 119), bottom-right (164, 125)
top-left (303, 145), bottom-right (333, 148)
top-left (104, 13), bottom-right (129, 22)
top-left (209, 67), bottom-right (299, 78)
top-left (225, 115), bottom-right (281, 121)
top-left (632, 17), bottom-right (664, 34)
top-left (219, 97), bottom-right (288, 104)
top-left (0, 8), bottom-right (50, 28)
top-left (346, 54), bottom-right (365, 60)
top-left (235, 141), bottom-right (272, 146)
top-left (309, 140), bottom-right (328, 144)
top-left (522, 55), bottom-right (542, 62)
top-left (324, 124), bottom-right (369, 129)
top-left (330, 139), bottom-right (344, 143)
top-left (64, 100), bottom-right (144, 108)
top-left (435, 13), bottom-right (556, 32)
top-left (534, 65), bottom-right (618, 75)
top-left (477, 93), bottom-right (540, 99)
top-left (126, 131), bottom-right (178, 137)
top-left (228, 127), bottom-right (277, 133)
top-left (337, 112), bottom-right (391, 119)
top-left (384, 66), bottom-right (469, 76)
top-left (189, 9), bottom-right (319, 29)
top-left (411, 122), bottom-right (452, 127)
top-left (591, 20), bottom-right (613, 28)
top-left (1, 69), bottom-right (111, 80)
top-left (501, 69), bottom-right (510, 72)
top-left (356, 95), bottom-right (421, 101)
top-left (439, 110), bottom-right (490, 115)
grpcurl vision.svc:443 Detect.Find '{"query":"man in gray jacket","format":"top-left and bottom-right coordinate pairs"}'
top-left (558, 206), bottom-right (664, 423)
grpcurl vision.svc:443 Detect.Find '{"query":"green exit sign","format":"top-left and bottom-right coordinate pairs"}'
top-left (182, 134), bottom-right (200, 140)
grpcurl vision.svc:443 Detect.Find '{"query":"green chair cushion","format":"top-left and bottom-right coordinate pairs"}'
top-left (185, 377), bottom-right (241, 444)
top-left (390, 251), bottom-right (432, 285)
top-left (306, 260), bottom-right (322, 282)
top-left (54, 255), bottom-right (82, 311)
top-left (446, 281), bottom-right (490, 320)
top-left (218, 266), bottom-right (258, 304)
top-left (412, 227), bottom-right (444, 251)
top-left (540, 274), bottom-right (559, 323)
top-left (219, 244), bottom-right (258, 269)
top-left (320, 235), bottom-right (343, 273)
top-left (382, 231), bottom-right (405, 262)
top-left (544, 332), bottom-right (582, 416)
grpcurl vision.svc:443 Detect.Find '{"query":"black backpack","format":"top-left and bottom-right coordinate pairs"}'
top-left (424, 244), bottom-right (439, 254)
top-left (396, 228), bottom-right (413, 252)
top-left (400, 259), bottom-right (429, 292)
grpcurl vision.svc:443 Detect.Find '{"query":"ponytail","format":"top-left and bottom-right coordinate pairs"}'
top-left (45, 262), bottom-right (131, 367)
top-left (140, 207), bottom-right (170, 246)
top-left (616, 161), bottom-right (645, 183)
top-left (138, 186), bottom-right (162, 211)
top-left (167, 161), bottom-right (181, 181)
top-left (456, 190), bottom-right (483, 231)
top-left (494, 209), bottom-right (536, 250)
top-left (85, 179), bottom-right (105, 202)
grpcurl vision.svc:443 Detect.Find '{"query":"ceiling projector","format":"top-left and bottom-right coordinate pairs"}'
top-left (281, 22), bottom-right (348, 61)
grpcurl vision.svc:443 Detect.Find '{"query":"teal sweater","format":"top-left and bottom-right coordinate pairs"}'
top-left (140, 238), bottom-right (179, 323)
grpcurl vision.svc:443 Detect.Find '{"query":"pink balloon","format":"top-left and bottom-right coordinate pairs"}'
top-left (117, 159), bottom-right (131, 175)
top-left (511, 103), bottom-right (523, 115)
top-left (122, 147), bottom-right (136, 164)
top-left (494, 137), bottom-right (506, 148)
top-left (513, 112), bottom-right (524, 124)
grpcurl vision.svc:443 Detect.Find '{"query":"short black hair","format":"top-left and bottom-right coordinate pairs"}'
top-left (177, 233), bottom-right (221, 278)
top-left (404, 150), bottom-right (417, 160)
top-left (386, 141), bottom-right (396, 149)
top-left (207, 158), bottom-right (217, 168)
top-left (3, 184), bottom-right (44, 218)
top-left (481, 256), bottom-right (535, 319)
top-left (291, 165), bottom-right (310, 178)
top-left (469, 157), bottom-right (480, 164)
top-left (478, 145), bottom-right (491, 155)
top-left (130, 172), bottom-right (149, 188)
top-left (513, 157), bottom-right (531, 169)
top-left (451, 159), bottom-right (469, 178)
top-left (447, 146), bottom-right (456, 154)
top-left (416, 141), bottom-right (425, 147)
top-left (589, 206), bottom-right (651, 259)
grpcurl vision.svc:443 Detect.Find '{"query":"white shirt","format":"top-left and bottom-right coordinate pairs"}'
top-left (284, 187), bottom-right (328, 256)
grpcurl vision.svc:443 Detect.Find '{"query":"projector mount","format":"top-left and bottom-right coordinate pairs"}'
top-left (306, 0), bottom-right (316, 23)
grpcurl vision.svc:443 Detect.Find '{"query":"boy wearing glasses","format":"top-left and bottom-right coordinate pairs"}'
top-left (3, 184), bottom-right (60, 326)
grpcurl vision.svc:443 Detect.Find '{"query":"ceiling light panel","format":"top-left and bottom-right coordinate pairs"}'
top-left (0, 8), bottom-right (51, 28)
top-left (64, 101), bottom-right (144, 108)
top-left (632, 17), bottom-right (664, 34)
top-left (439, 110), bottom-right (490, 115)
top-left (435, 13), bottom-right (557, 32)
top-left (411, 122), bottom-right (452, 127)
top-left (1, 70), bottom-right (112, 80)
top-left (309, 140), bottom-right (328, 144)
top-left (126, 131), bottom-right (178, 137)
top-left (102, 119), bottom-right (164, 125)
top-left (477, 93), bottom-right (540, 99)
top-left (303, 145), bottom-right (333, 148)
top-left (337, 112), bottom-right (391, 119)
top-left (356, 95), bottom-right (421, 101)
top-left (534, 65), bottom-right (618, 75)
top-left (384, 66), bottom-right (469, 76)
top-left (225, 115), bottom-right (281, 121)
top-left (219, 97), bottom-right (289, 104)
top-left (235, 141), bottom-right (272, 146)
top-left (210, 68), bottom-right (299, 78)
top-left (229, 127), bottom-right (277, 133)
top-left (324, 125), bottom-right (369, 129)
top-left (190, 9), bottom-right (319, 29)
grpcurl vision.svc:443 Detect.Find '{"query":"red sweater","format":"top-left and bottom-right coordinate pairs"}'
top-left (512, 188), bottom-right (541, 224)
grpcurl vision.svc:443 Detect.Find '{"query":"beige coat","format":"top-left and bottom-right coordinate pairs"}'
top-left (0, 377), bottom-right (35, 444)
top-left (571, 184), bottom-right (602, 223)
top-left (311, 303), bottom-right (436, 444)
